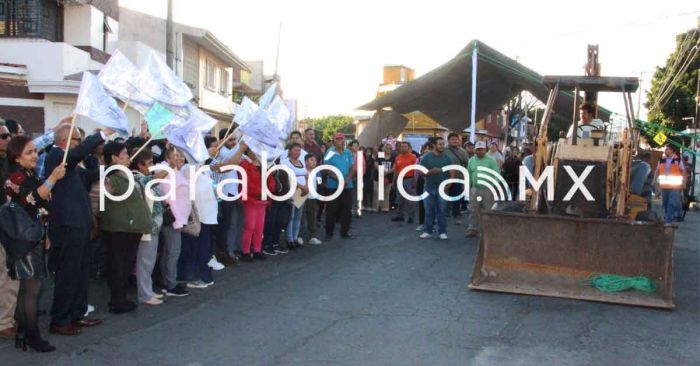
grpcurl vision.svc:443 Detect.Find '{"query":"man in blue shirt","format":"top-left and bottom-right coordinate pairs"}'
top-left (323, 132), bottom-right (356, 239)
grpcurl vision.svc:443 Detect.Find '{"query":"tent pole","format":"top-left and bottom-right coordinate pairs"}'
top-left (469, 41), bottom-right (478, 143)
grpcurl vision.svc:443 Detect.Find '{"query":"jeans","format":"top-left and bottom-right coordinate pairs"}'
top-left (178, 224), bottom-right (214, 283)
top-left (468, 187), bottom-right (495, 232)
top-left (137, 220), bottom-right (161, 302)
top-left (423, 188), bottom-right (448, 235)
top-left (0, 246), bottom-right (18, 330)
top-left (263, 201), bottom-right (293, 249)
top-left (396, 178), bottom-right (417, 221)
top-left (287, 204), bottom-right (304, 242)
top-left (302, 199), bottom-right (319, 239)
top-left (448, 184), bottom-right (464, 218)
top-left (661, 189), bottom-right (681, 224)
top-left (216, 200), bottom-right (244, 257)
top-left (325, 188), bottom-right (353, 236)
top-left (160, 225), bottom-right (182, 290)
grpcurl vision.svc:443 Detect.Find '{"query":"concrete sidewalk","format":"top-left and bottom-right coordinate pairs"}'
top-left (1, 210), bottom-right (698, 365)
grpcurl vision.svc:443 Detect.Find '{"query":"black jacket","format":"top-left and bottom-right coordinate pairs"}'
top-left (44, 133), bottom-right (104, 229)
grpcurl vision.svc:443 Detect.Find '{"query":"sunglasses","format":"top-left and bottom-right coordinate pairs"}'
top-left (0, 133), bottom-right (10, 140)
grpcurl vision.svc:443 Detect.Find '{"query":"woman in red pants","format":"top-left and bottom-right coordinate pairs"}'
top-left (239, 142), bottom-right (274, 262)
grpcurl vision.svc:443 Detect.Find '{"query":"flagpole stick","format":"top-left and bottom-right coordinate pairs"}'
top-left (62, 114), bottom-right (79, 164)
top-left (122, 93), bottom-right (133, 112)
top-left (129, 134), bottom-right (157, 162)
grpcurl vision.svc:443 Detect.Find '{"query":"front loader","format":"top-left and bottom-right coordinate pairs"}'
top-left (469, 75), bottom-right (676, 309)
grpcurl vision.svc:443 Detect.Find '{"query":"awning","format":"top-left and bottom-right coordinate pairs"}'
top-left (358, 40), bottom-right (611, 133)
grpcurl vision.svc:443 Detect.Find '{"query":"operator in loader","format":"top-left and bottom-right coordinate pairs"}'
top-left (566, 102), bottom-right (605, 139)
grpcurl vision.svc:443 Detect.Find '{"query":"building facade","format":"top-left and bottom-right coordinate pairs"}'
top-left (0, 1), bottom-right (251, 135)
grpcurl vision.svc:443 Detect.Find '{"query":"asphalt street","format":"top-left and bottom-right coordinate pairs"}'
top-left (1, 209), bottom-right (698, 366)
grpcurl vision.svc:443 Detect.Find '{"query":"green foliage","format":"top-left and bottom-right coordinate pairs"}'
top-left (303, 115), bottom-right (355, 142)
top-left (645, 29), bottom-right (699, 131)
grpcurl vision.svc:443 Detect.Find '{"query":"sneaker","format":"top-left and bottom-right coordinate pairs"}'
top-left (287, 241), bottom-right (298, 250)
top-left (153, 293), bottom-right (164, 300)
top-left (83, 304), bottom-right (95, 317)
top-left (419, 232), bottom-right (432, 239)
top-left (415, 224), bottom-right (424, 232)
top-left (253, 252), bottom-right (267, 261)
top-left (465, 230), bottom-right (478, 238)
top-left (187, 281), bottom-right (209, 289)
top-left (143, 297), bottom-right (163, 306)
top-left (340, 233), bottom-right (354, 240)
top-left (274, 245), bottom-right (289, 254)
top-left (208, 256), bottom-right (225, 271)
top-left (203, 281), bottom-right (214, 288)
top-left (439, 233), bottom-right (448, 240)
top-left (296, 237), bottom-right (305, 245)
top-left (309, 238), bottom-right (322, 245)
top-left (263, 247), bottom-right (278, 256)
top-left (165, 284), bottom-right (189, 297)
top-left (240, 253), bottom-right (254, 262)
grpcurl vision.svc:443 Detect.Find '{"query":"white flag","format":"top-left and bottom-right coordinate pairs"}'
top-left (164, 122), bottom-right (208, 164)
top-left (168, 103), bottom-right (218, 133)
top-left (241, 135), bottom-right (285, 162)
top-left (136, 50), bottom-right (193, 107)
top-left (74, 72), bottom-right (129, 133)
top-left (233, 97), bottom-right (259, 126)
top-left (267, 96), bottom-right (291, 135)
top-left (186, 103), bottom-right (218, 132)
top-left (239, 109), bottom-right (282, 147)
top-left (97, 50), bottom-right (153, 109)
top-left (258, 82), bottom-right (277, 110)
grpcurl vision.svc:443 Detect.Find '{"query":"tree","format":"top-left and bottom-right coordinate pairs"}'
top-left (503, 92), bottom-right (543, 144)
top-left (304, 115), bottom-right (354, 142)
top-left (646, 28), bottom-right (699, 131)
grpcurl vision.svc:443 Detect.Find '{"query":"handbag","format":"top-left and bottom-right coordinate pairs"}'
top-left (0, 201), bottom-right (45, 260)
top-left (182, 202), bottom-right (201, 237)
top-left (162, 203), bottom-right (176, 226)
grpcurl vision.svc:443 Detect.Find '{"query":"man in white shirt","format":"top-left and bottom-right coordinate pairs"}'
top-left (566, 102), bottom-right (605, 139)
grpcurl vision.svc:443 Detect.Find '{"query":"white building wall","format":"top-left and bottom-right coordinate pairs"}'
top-left (64, 5), bottom-right (105, 51)
top-left (197, 47), bottom-right (233, 115)
top-left (0, 41), bottom-right (91, 81)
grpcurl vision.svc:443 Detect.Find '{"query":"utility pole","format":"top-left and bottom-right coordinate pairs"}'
top-left (692, 68), bottom-right (700, 199)
top-left (273, 22), bottom-right (282, 79)
top-left (166, 0), bottom-right (174, 68)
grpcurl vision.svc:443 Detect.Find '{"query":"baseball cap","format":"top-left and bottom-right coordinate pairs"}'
top-left (334, 132), bottom-right (345, 139)
top-left (475, 141), bottom-right (487, 149)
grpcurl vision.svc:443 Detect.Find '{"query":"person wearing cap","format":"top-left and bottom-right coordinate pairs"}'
top-left (466, 141), bottom-right (500, 238)
top-left (323, 133), bottom-right (356, 239)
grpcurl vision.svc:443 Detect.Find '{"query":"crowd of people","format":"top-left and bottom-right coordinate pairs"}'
top-left (0, 103), bottom-right (692, 353)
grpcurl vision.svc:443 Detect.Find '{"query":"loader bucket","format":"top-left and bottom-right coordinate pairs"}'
top-left (469, 211), bottom-right (675, 309)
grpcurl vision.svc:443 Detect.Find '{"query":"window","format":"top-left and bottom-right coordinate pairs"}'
top-left (0, 0), bottom-right (62, 41)
top-left (205, 60), bottom-right (217, 90)
top-left (219, 69), bottom-right (229, 95)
